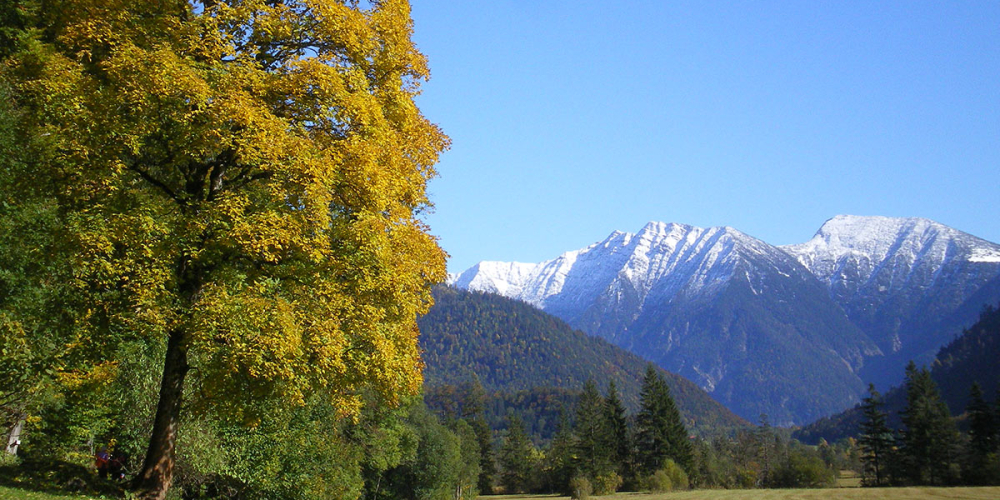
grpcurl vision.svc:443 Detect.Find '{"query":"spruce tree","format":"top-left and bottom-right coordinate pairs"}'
top-left (636, 364), bottom-right (693, 477)
top-left (899, 362), bottom-right (960, 485)
top-left (545, 408), bottom-right (578, 493)
top-left (858, 383), bottom-right (893, 486)
top-left (574, 379), bottom-right (613, 479)
top-left (464, 378), bottom-right (497, 493)
top-left (471, 418), bottom-right (497, 494)
top-left (499, 414), bottom-right (536, 494)
top-left (965, 382), bottom-right (999, 485)
top-left (604, 380), bottom-right (632, 479)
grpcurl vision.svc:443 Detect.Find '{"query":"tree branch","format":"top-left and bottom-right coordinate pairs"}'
top-left (128, 165), bottom-right (182, 203)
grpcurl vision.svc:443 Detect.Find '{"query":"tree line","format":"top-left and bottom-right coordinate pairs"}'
top-left (858, 361), bottom-right (1000, 487)
top-left (438, 365), bottom-right (843, 498)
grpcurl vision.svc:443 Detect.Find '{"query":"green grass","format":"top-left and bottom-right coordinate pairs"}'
top-left (0, 460), bottom-right (124, 500)
top-left (488, 487), bottom-right (1000, 500)
top-left (0, 485), bottom-right (114, 500)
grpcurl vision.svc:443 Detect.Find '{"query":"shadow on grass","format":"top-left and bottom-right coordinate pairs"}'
top-left (0, 458), bottom-right (125, 499)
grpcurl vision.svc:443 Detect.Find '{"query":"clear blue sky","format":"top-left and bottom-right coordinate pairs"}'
top-left (408, 1), bottom-right (1000, 273)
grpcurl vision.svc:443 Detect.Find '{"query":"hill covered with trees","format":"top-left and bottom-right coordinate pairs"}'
top-left (417, 286), bottom-right (746, 435)
top-left (796, 303), bottom-right (1000, 445)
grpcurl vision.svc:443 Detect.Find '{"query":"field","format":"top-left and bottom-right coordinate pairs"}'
top-left (487, 487), bottom-right (1000, 500)
top-left (0, 486), bottom-right (107, 500)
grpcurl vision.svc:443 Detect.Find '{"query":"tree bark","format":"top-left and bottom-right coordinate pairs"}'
top-left (5, 415), bottom-right (24, 455)
top-left (132, 328), bottom-right (190, 500)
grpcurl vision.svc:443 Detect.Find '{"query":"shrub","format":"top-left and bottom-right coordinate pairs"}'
top-left (591, 472), bottom-right (622, 495)
top-left (569, 476), bottom-right (591, 500)
top-left (663, 459), bottom-right (689, 490)
top-left (644, 459), bottom-right (689, 492)
top-left (770, 450), bottom-right (836, 488)
top-left (645, 469), bottom-right (672, 492)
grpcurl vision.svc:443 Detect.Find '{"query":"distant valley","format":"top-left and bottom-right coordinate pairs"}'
top-left (448, 215), bottom-right (1000, 425)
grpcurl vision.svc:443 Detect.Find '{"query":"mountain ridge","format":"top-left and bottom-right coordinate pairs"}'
top-left (448, 215), bottom-right (1000, 425)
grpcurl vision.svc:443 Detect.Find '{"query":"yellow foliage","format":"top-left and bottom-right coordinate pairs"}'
top-left (3, 0), bottom-right (447, 421)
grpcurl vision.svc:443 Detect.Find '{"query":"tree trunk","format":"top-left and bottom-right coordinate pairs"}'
top-left (132, 328), bottom-right (190, 500)
top-left (5, 415), bottom-right (24, 455)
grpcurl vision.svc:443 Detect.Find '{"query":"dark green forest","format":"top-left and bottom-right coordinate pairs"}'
top-left (418, 286), bottom-right (746, 435)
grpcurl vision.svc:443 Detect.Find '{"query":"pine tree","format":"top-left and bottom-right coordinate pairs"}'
top-left (470, 417), bottom-right (497, 494)
top-left (755, 414), bottom-right (779, 487)
top-left (636, 364), bottom-right (693, 477)
top-left (965, 382), bottom-right (999, 485)
top-left (574, 379), bottom-right (613, 479)
top-left (858, 383), bottom-right (893, 486)
top-left (499, 414), bottom-right (536, 494)
top-left (899, 362), bottom-right (960, 485)
top-left (545, 408), bottom-right (578, 494)
top-left (604, 380), bottom-right (632, 479)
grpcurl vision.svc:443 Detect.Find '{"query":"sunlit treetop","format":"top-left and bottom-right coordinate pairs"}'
top-left (2, 0), bottom-right (448, 422)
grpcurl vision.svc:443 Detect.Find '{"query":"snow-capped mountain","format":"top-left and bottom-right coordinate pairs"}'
top-left (450, 221), bottom-right (881, 425)
top-left (455, 222), bottom-right (777, 331)
top-left (449, 216), bottom-right (1000, 425)
top-left (782, 215), bottom-right (1000, 386)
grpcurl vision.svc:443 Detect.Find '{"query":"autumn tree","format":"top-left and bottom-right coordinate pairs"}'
top-left (0, 1), bottom-right (446, 499)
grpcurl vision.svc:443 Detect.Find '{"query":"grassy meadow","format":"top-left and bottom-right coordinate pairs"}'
top-left (487, 487), bottom-right (1000, 500)
top-left (0, 485), bottom-right (107, 500)
top-left (3, 484), bottom-right (1000, 500)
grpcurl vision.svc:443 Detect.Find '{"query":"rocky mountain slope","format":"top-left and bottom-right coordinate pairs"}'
top-left (450, 216), bottom-right (1000, 425)
top-left (795, 302), bottom-right (1000, 444)
top-left (782, 215), bottom-right (1000, 387)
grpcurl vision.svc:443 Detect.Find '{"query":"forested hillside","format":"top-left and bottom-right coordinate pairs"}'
top-left (796, 303), bottom-right (1000, 444)
top-left (417, 286), bottom-right (746, 435)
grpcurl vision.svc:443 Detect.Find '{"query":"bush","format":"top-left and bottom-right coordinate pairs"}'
top-left (644, 459), bottom-right (689, 492)
top-left (770, 450), bottom-right (835, 488)
top-left (569, 476), bottom-right (591, 500)
top-left (663, 459), bottom-right (689, 490)
top-left (645, 469), bottom-right (672, 492)
top-left (591, 472), bottom-right (622, 495)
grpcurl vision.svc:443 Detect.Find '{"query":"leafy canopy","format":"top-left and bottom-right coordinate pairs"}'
top-left (1, 0), bottom-right (447, 424)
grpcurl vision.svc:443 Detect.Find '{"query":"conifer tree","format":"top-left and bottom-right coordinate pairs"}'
top-left (604, 380), bottom-right (632, 479)
top-left (574, 379), bottom-right (613, 479)
top-left (899, 362), bottom-right (960, 485)
top-left (858, 383), bottom-right (893, 486)
top-left (470, 414), bottom-right (497, 494)
top-left (545, 408), bottom-right (577, 493)
top-left (755, 414), bottom-right (779, 487)
top-left (636, 364), bottom-right (693, 476)
top-left (965, 382), bottom-right (999, 485)
top-left (500, 414), bottom-right (535, 494)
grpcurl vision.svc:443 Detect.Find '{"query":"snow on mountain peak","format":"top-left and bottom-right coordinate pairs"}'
top-left (451, 221), bottom-right (795, 318)
top-left (781, 214), bottom-right (1000, 290)
top-left (448, 261), bottom-right (537, 297)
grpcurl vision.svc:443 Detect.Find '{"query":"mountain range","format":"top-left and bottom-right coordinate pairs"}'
top-left (449, 215), bottom-right (1000, 425)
